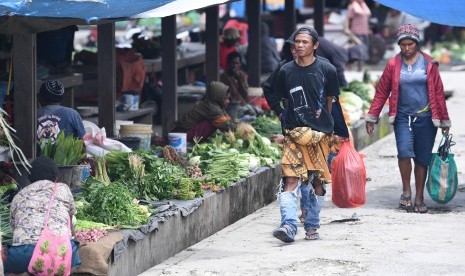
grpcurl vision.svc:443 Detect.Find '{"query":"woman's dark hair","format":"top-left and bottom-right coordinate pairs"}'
top-left (281, 42), bottom-right (293, 61)
top-left (28, 156), bottom-right (59, 183)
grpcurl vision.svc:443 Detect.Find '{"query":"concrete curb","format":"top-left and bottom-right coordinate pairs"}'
top-left (108, 165), bottom-right (281, 276)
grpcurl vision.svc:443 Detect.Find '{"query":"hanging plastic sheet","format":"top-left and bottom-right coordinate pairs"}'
top-left (0, 0), bottom-right (232, 33)
top-left (375, 0), bottom-right (465, 27)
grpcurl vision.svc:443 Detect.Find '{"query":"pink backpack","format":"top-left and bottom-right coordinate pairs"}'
top-left (28, 182), bottom-right (72, 276)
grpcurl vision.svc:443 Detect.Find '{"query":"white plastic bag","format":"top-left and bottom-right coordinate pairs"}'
top-left (82, 121), bottom-right (132, 156)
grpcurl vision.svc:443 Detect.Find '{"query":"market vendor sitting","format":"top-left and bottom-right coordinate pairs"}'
top-left (220, 27), bottom-right (242, 71)
top-left (4, 156), bottom-right (81, 274)
top-left (174, 81), bottom-right (237, 142)
top-left (220, 51), bottom-right (257, 120)
top-left (37, 80), bottom-right (86, 145)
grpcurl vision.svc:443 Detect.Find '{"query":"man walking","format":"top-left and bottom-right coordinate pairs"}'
top-left (272, 26), bottom-right (340, 242)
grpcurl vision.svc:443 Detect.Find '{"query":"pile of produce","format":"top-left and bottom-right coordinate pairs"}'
top-left (340, 80), bottom-right (376, 125)
top-left (0, 199), bottom-right (12, 245)
top-left (0, 181), bottom-right (18, 246)
top-left (77, 178), bottom-right (151, 227)
top-left (75, 219), bottom-right (113, 242)
top-left (187, 123), bottom-right (281, 187)
top-left (431, 42), bottom-right (465, 64)
top-left (75, 219), bottom-right (114, 231)
top-left (251, 116), bottom-right (282, 138)
top-left (40, 130), bottom-right (86, 165)
top-left (75, 229), bottom-right (109, 243)
top-left (106, 150), bottom-right (202, 201)
top-left (203, 150), bottom-right (250, 187)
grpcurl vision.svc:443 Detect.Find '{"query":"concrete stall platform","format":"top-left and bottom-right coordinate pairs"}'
top-left (105, 165), bottom-right (282, 276)
top-left (351, 109), bottom-right (393, 151)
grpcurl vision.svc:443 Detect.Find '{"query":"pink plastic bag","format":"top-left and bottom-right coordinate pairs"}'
top-left (28, 183), bottom-right (72, 276)
top-left (331, 141), bottom-right (367, 208)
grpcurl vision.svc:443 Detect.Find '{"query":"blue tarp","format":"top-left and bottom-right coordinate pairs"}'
top-left (228, 0), bottom-right (304, 18)
top-left (0, 0), bottom-right (230, 33)
top-left (375, 0), bottom-right (465, 27)
top-left (0, 0), bottom-right (173, 23)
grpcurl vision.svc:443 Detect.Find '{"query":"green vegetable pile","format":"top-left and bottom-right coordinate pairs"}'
top-left (188, 123), bottom-right (282, 187)
top-left (204, 150), bottom-right (250, 187)
top-left (340, 79), bottom-right (377, 125)
top-left (341, 80), bottom-right (375, 107)
top-left (105, 151), bottom-right (197, 201)
top-left (0, 183), bottom-right (17, 197)
top-left (40, 131), bottom-right (86, 165)
top-left (0, 199), bottom-right (12, 245)
top-left (177, 177), bottom-right (203, 200)
top-left (75, 219), bottom-right (114, 231)
top-left (78, 178), bottom-right (150, 227)
top-left (251, 116), bottom-right (282, 139)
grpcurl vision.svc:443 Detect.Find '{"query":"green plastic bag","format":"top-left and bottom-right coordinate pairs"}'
top-left (426, 134), bottom-right (458, 204)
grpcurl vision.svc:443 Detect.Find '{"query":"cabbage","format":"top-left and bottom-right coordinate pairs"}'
top-left (248, 155), bottom-right (260, 171)
top-left (188, 156), bottom-right (201, 166)
top-left (340, 92), bottom-right (364, 111)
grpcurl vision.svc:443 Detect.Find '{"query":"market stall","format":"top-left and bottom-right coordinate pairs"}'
top-left (1, 115), bottom-right (284, 276)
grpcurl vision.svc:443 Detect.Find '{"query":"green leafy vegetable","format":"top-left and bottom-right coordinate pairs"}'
top-left (40, 131), bottom-right (86, 165)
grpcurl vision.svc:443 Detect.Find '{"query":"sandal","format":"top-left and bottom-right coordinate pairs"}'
top-left (414, 203), bottom-right (428, 213)
top-left (399, 194), bottom-right (413, 210)
top-left (304, 229), bottom-right (320, 241)
top-left (273, 225), bottom-right (295, 243)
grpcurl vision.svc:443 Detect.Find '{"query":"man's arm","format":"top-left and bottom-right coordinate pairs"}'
top-left (326, 96), bottom-right (333, 113)
top-left (263, 62), bottom-right (286, 116)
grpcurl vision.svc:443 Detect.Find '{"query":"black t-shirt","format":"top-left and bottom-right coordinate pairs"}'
top-left (276, 57), bottom-right (340, 134)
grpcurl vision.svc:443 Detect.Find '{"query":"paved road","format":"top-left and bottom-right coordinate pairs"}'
top-left (140, 71), bottom-right (465, 276)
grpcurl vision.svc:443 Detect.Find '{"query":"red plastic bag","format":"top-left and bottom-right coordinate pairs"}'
top-left (331, 141), bottom-right (367, 208)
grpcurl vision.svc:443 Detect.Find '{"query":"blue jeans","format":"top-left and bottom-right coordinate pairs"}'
top-left (300, 182), bottom-right (325, 231)
top-left (278, 179), bottom-right (300, 235)
top-left (279, 178), bottom-right (325, 234)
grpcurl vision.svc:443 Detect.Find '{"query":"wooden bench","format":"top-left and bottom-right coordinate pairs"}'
top-left (83, 107), bottom-right (153, 125)
top-left (144, 42), bottom-right (206, 84)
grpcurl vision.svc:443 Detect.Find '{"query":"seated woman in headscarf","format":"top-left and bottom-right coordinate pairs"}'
top-left (4, 157), bottom-right (81, 274)
top-left (174, 81), bottom-right (237, 142)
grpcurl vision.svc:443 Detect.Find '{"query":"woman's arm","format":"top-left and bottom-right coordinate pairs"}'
top-left (366, 60), bottom-right (394, 123)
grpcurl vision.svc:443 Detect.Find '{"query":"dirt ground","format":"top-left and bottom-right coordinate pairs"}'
top-left (139, 71), bottom-right (465, 276)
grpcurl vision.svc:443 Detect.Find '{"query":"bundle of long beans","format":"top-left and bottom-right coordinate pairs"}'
top-left (0, 108), bottom-right (31, 175)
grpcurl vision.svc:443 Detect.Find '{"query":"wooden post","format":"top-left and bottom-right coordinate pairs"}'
top-left (161, 15), bottom-right (178, 139)
top-left (314, 0), bottom-right (325, 37)
top-left (285, 0), bottom-right (296, 39)
top-left (13, 33), bottom-right (36, 158)
top-left (205, 5), bottom-right (219, 84)
top-left (246, 0), bottom-right (261, 87)
top-left (97, 23), bottom-right (116, 137)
